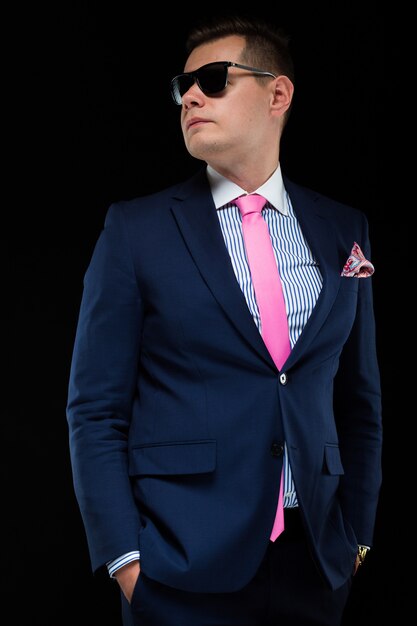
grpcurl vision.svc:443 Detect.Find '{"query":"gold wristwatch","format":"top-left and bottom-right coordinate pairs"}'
top-left (357, 545), bottom-right (369, 566)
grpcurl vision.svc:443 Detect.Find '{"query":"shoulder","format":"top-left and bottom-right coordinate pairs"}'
top-left (105, 168), bottom-right (208, 224)
top-left (283, 176), bottom-right (367, 225)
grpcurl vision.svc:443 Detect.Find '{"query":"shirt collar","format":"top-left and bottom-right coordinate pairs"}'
top-left (206, 164), bottom-right (288, 215)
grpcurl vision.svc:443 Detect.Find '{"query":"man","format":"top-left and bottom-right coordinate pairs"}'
top-left (67, 14), bottom-right (382, 626)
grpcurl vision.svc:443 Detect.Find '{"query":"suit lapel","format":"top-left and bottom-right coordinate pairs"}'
top-left (170, 170), bottom-right (274, 367)
top-left (170, 170), bottom-right (343, 371)
top-left (283, 178), bottom-right (342, 369)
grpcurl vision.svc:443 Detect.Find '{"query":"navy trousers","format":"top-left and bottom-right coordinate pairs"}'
top-left (121, 509), bottom-right (352, 626)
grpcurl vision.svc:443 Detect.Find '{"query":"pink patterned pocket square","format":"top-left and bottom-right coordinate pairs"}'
top-left (341, 242), bottom-right (375, 277)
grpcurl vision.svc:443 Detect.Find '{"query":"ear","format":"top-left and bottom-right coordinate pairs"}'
top-left (270, 75), bottom-right (294, 118)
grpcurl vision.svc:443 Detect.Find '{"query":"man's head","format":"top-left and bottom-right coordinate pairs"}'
top-left (184, 15), bottom-right (294, 116)
top-left (172, 15), bottom-right (295, 183)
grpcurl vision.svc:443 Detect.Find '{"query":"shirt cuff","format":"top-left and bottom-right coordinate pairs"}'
top-left (106, 551), bottom-right (140, 578)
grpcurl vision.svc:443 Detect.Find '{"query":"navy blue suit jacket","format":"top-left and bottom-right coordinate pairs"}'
top-left (67, 168), bottom-right (382, 593)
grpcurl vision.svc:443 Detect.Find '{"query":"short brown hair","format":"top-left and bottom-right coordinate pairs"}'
top-left (185, 14), bottom-right (295, 84)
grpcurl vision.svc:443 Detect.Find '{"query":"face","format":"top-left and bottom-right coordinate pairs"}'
top-left (179, 35), bottom-right (283, 173)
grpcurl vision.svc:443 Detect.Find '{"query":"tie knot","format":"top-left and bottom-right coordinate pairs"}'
top-left (234, 194), bottom-right (267, 217)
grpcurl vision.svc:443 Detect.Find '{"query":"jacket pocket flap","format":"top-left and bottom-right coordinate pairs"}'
top-left (324, 445), bottom-right (344, 475)
top-left (129, 440), bottom-right (216, 476)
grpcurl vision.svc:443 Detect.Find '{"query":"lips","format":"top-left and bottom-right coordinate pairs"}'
top-left (186, 117), bottom-right (210, 130)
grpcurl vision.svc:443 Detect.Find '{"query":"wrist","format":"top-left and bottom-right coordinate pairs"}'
top-left (114, 560), bottom-right (140, 604)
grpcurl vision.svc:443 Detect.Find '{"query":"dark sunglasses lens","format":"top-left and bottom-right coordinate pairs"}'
top-left (197, 64), bottom-right (227, 95)
top-left (172, 75), bottom-right (194, 104)
top-left (171, 63), bottom-right (228, 104)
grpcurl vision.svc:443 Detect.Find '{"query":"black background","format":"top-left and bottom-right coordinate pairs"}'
top-left (7, 3), bottom-right (402, 625)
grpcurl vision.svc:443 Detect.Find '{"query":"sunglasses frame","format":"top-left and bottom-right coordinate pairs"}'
top-left (170, 61), bottom-right (277, 105)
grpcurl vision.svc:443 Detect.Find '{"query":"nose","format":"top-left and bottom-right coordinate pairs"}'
top-left (181, 81), bottom-right (205, 108)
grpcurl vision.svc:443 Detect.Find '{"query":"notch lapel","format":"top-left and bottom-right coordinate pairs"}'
top-left (170, 170), bottom-right (274, 368)
top-left (170, 171), bottom-right (344, 372)
top-left (283, 179), bottom-right (343, 369)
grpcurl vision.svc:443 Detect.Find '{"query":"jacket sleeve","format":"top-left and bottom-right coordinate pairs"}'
top-left (66, 203), bottom-right (143, 573)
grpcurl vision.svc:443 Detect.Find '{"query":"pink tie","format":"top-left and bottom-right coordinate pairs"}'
top-left (235, 193), bottom-right (291, 541)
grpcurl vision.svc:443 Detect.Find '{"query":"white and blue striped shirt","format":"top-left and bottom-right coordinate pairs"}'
top-left (107, 164), bottom-right (322, 576)
top-left (208, 164), bottom-right (322, 509)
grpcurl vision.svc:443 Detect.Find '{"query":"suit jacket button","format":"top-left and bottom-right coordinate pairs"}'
top-left (271, 443), bottom-right (284, 457)
top-left (279, 372), bottom-right (288, 385)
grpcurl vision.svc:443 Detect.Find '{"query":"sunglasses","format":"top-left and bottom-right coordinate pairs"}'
top-left (170, 61), bottom-right (277, 105)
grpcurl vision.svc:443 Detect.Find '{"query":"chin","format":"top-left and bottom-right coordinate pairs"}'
top-left (187, 139), bottom-right (222, 163)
